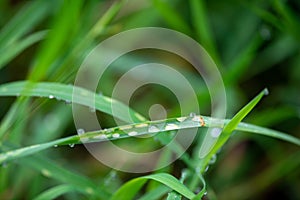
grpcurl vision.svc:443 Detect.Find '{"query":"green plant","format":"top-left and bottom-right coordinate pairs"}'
top-left (0, 0), bottom-right (299, 199)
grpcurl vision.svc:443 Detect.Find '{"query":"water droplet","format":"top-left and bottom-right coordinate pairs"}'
top-left (192, 115), bottom-right (200, 122)
top-left (69, 143), bottom-right (75, 148)
top-left (85, 187), bottom-right (94, 195)
top-left (93, 134), bottom-right (107, 140)
top-left (264, 88), bottom-right (269, 95)
top-left (209, 154), bottom-right (217, 164)
top-left (112, 133), bottom-right (120, 138)
top-left (176, 117), bottom-right (187, 122)
top-left (54, 144), bottom-right (58, 147)
top-left (77, 128), bottom-right (85, 135)
top-left (204, 191), bottom-right (208, 196)
top-left (204, 166), bottom-right (209, 172)
top-left (189, 112), bottom-right (196, 117)
top-left (165, 123), bottom-right (179, 131)
top-left (148, 125), bottom-right (160, 133)
top-left (49, 95), bottom-right (54, 99)
top-left (41, 169), bottom-right (51, 177)
top-left (65, 100), bottom-right (71, 105)
top-left (89, 107), bottom-right (96, 112)
top-left (210, 128), bottom-right (222, 138)
top-left (128, 131), bottom-right (138, 136)
top-left (260, 26), bottom-right (271, 40)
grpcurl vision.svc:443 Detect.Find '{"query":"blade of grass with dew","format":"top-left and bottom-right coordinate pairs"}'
top-left (167, 192), bottom-right (181, 200)
top-left (0, 81), bottom-right (146, 123)
top-left (198, 89), bottom-right (269, 173)
top-left (111, 173), bottom-right (196, 200)
top-left (152, 0), bottom-right (192, 36)
top-left (1, 83), bottom-right (299, 163)
top-left (0, 31), bottom-right (47, 69)
top-left (0, 113), bottom-right (300, 164)
top-left (33, 184), bottom-right (82, 200)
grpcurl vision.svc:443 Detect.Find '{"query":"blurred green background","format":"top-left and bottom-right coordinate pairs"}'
top-left (0, 0), bottom-right (299, 199)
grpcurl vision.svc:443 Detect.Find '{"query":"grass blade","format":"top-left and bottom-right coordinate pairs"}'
top-left (198, 89), bottom-right (269, 172)
top-left (0, 31), bottom-right (47, 69)
top-left (152, 0), bottom-right (192, 35)
top-left (33, 184), bottom-right (81, 200)
top-left (0, 81), bottom-right (146, 123)
top-left (111, 173), bottom-right (195, 200)
top-left (28, 0), bottom-right (83, 81)
top-left (0, 114), bottom-right (299, 165)
top-left (189, 0), bottom-right (220, 65)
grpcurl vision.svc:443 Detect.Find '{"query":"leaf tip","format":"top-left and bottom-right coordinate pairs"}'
top-left (263, 88), bottom-right (269, 96)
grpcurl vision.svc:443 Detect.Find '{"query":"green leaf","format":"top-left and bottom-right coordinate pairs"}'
top-left (29, 0), bottom-right (84, 81)
top-left (33, 184), bottom-right (81, 200)
top-left (0, 0), bottom-right (50, 57)
top-left (111, 173), bottom-right (195, 200)
top-left (198, 89), bottom-right (269, 172)
top-left (152, 0), bottom-right (192, 35)
top-left (189, 0), bottom-right (220, 65)
top-left (138, 185), bottom-right (170, 200)
top-left (1, 84), bottom-right (299, 165)
top-left (0, 81), bottom-right (146, 123)
top-left (0, 31), bottom-right (47, 69)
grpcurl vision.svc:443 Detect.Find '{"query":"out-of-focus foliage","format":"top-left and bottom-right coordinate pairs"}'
top-left (0, 0), bottom-right (299, 199)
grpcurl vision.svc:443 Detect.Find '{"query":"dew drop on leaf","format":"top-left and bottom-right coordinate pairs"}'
top-left (77, 128), bottom-right (85, 135)
top-left (148, 125), bottom-right (160, 133)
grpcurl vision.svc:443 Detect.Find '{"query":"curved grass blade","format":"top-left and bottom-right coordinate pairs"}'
top-left (0, 81), bottom-right (146, 123)
top-left (198, 89), bottom-right (269, 172)
top-left (0, 31), bottom-right (47, 69)
top-left (0, 0), bottom-right (50, 60)
top-left (110, 173), bottom-right (195, 200)
top-left (33, 184), bottom-right (81, 200)
top-left (138, 185), bottom-right (170, 200)
top-left (0, 143), bottom-right (109, 199)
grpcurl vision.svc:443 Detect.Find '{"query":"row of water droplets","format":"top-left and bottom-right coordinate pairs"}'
top-left (57, 112), bottom-right (207, 148)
